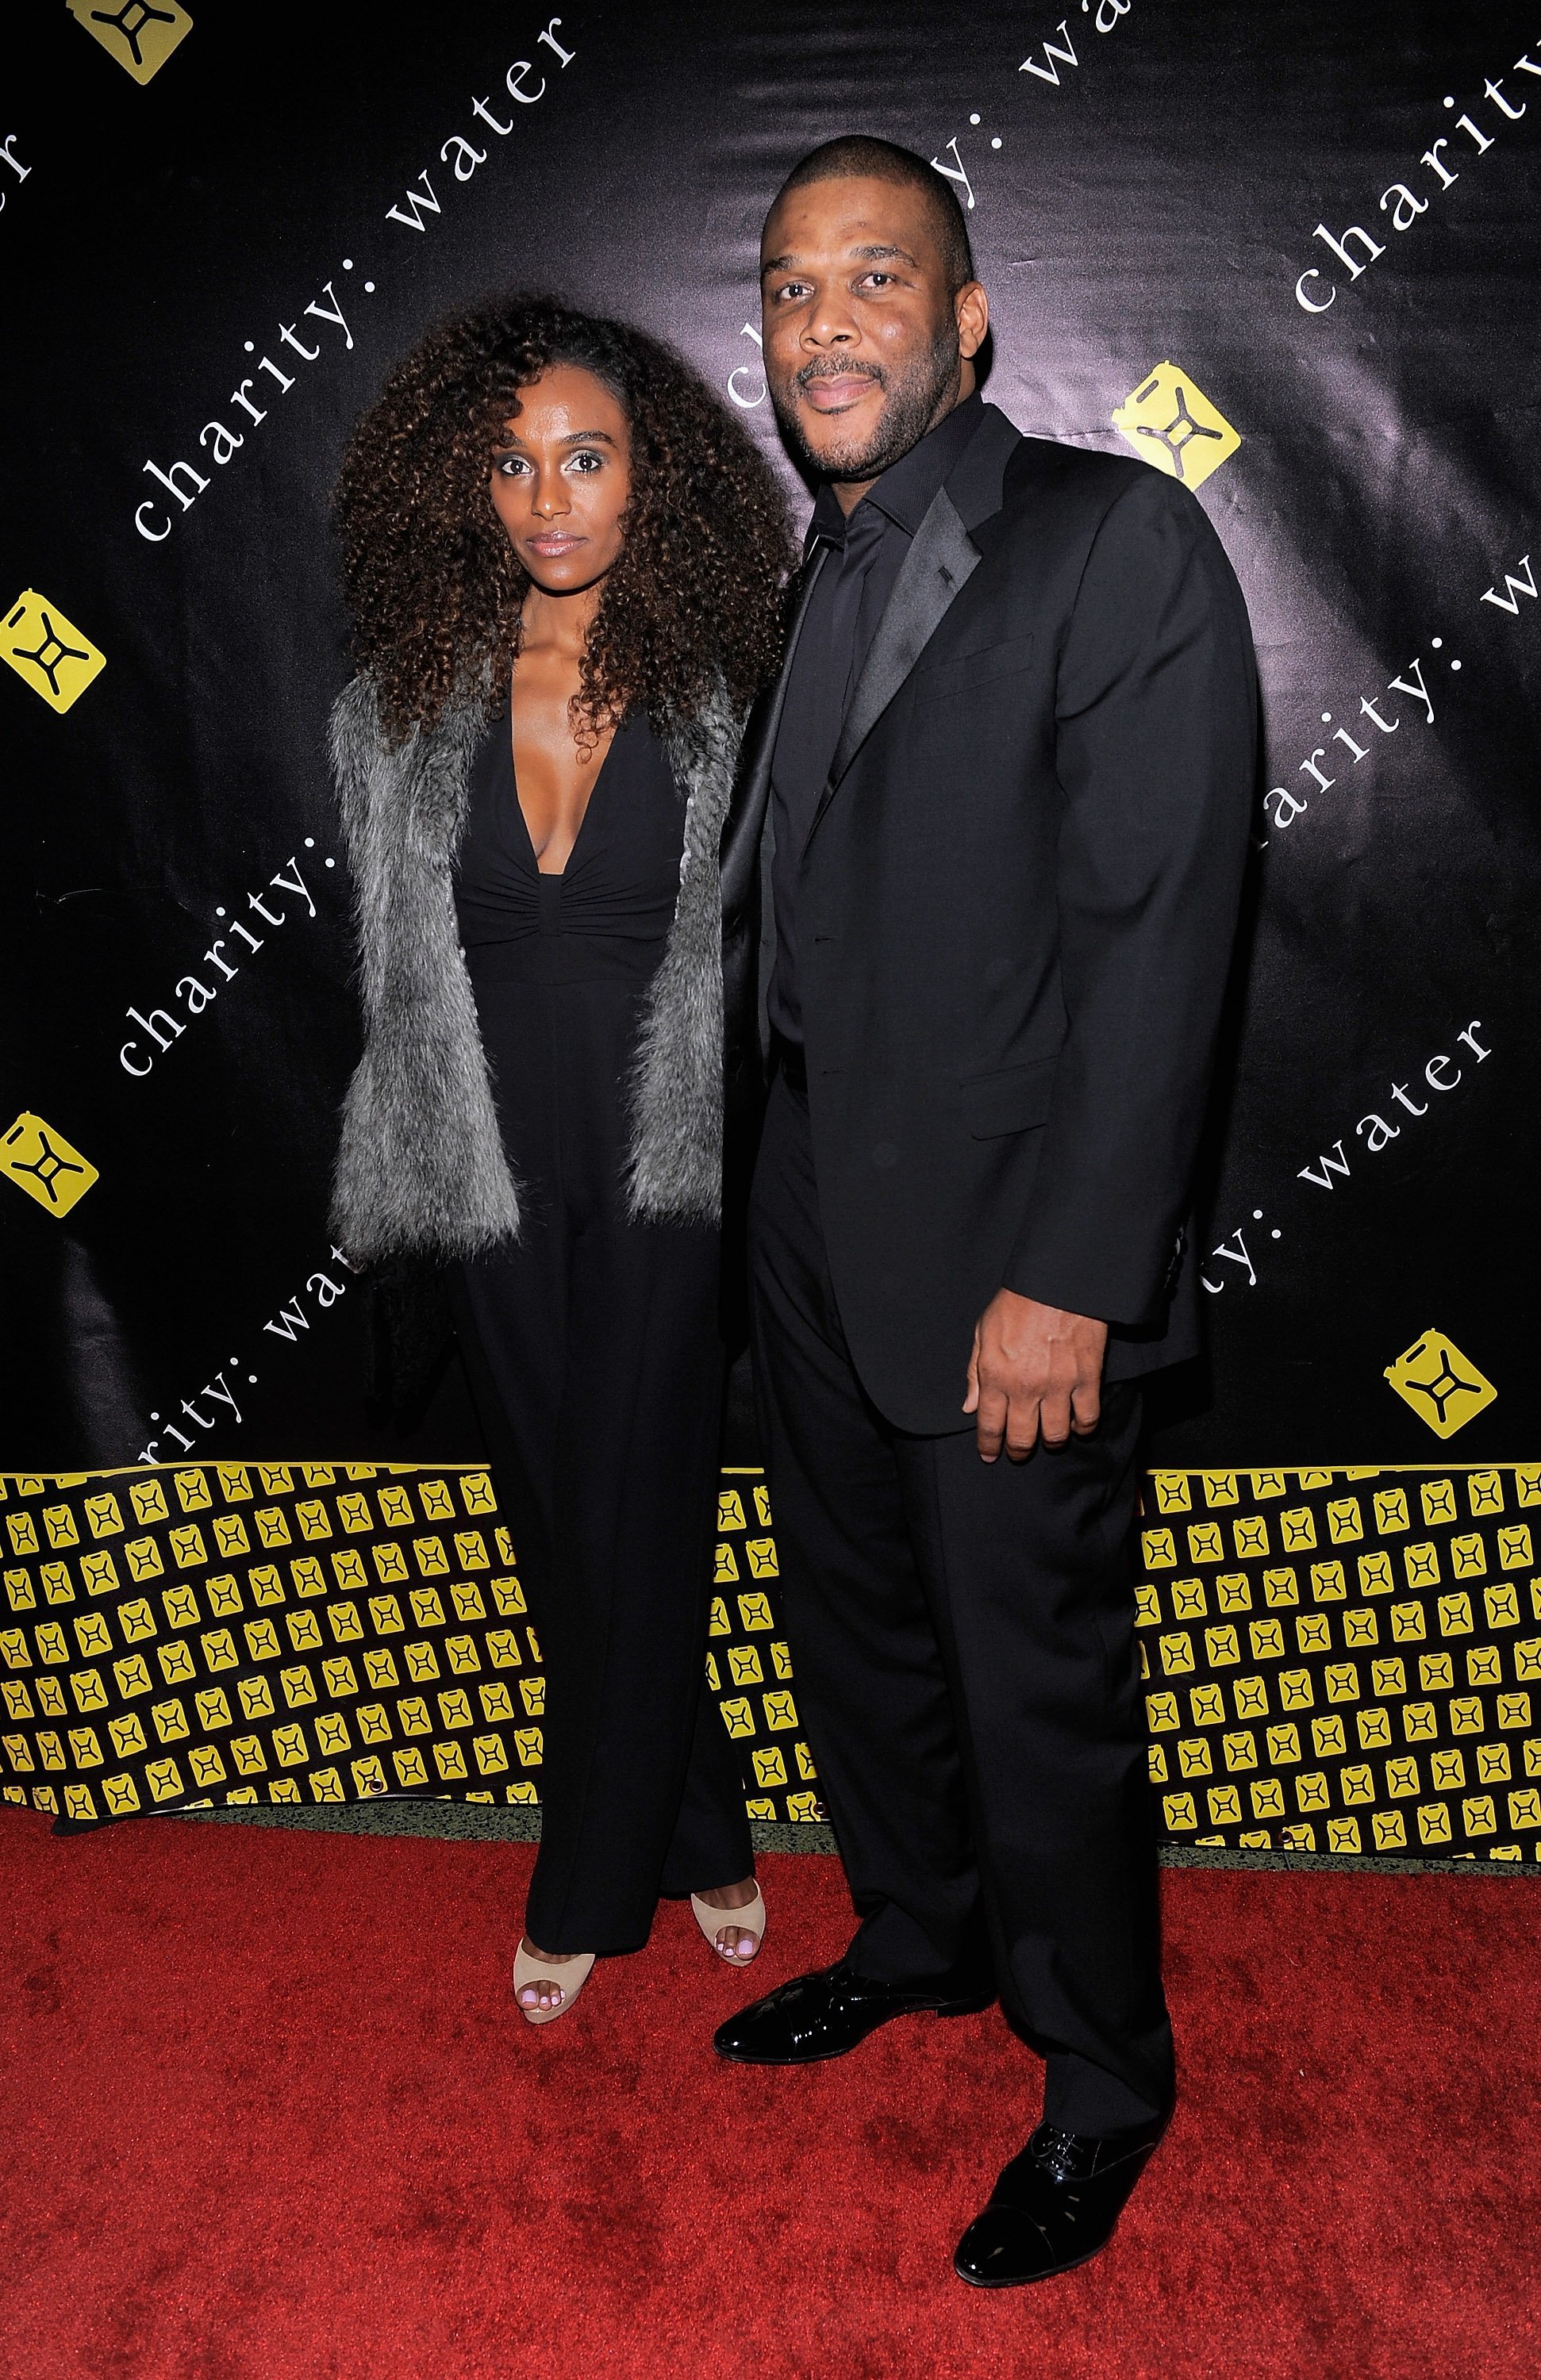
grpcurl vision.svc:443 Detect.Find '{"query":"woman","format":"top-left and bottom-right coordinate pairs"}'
top-left (328, 298), bottom-right (793, 2021)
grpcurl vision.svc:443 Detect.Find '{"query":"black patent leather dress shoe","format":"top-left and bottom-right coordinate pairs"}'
top-left (714, 1958), bottom-right (993, 2064)
top-left (953, 2116), bottom-right (1166, 2286)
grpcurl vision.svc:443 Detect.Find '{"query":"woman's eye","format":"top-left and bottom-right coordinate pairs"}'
top-left (567, 451), bottom-right (603, 473)
top-left (494, 455), bottom-right (529, 477)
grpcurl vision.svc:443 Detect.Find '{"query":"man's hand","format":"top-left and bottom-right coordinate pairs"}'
top-left (963, 1291), bottom-right (1109, 1462)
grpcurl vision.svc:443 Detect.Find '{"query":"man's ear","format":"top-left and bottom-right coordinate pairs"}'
top-left (955, 281), bottom-right (990, 363)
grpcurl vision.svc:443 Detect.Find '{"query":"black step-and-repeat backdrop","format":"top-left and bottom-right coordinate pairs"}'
top-left (4, 5), bottom-right (1541, 1852)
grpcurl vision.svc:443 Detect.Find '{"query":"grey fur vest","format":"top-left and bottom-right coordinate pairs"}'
top-left (327, 671), bottom-right (743, 1264)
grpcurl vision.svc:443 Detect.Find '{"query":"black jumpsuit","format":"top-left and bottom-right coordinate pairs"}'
top-left (452, 701), bottom-right (751, 1955)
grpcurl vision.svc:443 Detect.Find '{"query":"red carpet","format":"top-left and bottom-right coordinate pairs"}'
top-left (1, 1816), bottom-right (1535, 2380)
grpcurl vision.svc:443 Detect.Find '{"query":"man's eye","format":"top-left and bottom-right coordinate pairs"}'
top-left (774, 282), bottom-right (812, 302)
top-left (860, 273), bottom-right (895, 290)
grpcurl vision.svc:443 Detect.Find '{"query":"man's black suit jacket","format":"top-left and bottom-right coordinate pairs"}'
top-left (721, 402), bottom-right (1258, 1438)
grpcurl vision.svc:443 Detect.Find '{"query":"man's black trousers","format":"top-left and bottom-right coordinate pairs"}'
top-left (748, 1072), bottom-right (1174, 2133)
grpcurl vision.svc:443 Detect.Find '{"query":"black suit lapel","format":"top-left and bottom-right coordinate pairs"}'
top-left (824, 487), bottom-right (981, 793)
top-left (722, 405), bottom-right (1022, 904)
top-left (820, 403), bottom-right (1024, 807)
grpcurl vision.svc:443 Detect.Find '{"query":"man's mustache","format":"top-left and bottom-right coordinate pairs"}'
top-left (793, 359), bottom-right (888, 393)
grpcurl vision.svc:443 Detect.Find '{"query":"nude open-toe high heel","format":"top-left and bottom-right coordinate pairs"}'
top-left (513, 1939), bottom-right (595, 2026)
top-left (691, 1886), bottom-right (767, 1965)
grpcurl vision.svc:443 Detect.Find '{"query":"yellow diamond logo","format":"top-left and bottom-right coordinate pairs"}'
top-left (1113, 362), bottom-right (1240, 491)
top-left (67, 1), bottom-right (194, 84)
top-left (2, 1113), bottom-right (100, 1218)
top-left (1385, 1330), bottom-right (1497, 1441)
top-left (3, 590), bottom-right (106, 714)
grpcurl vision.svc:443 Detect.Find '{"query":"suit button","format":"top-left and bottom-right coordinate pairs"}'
top-left (871, 1142), bottom-right (899, 1169)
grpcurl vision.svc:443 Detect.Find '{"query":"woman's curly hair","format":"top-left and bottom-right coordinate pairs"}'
top-left (333, 294), bottom-right (795, 743)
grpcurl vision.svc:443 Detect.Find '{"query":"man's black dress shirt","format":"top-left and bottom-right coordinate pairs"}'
top-left (768, 391), bottom-right (985, 1044)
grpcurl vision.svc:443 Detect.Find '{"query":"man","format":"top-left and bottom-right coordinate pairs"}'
top-left (714, 137), bottom-right (1257, 2286)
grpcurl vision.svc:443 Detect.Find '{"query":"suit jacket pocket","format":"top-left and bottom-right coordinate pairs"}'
top-left (912, 635), bottom-right (1034, 704)
top-left (960, 1057), bottom-right (1057, 1138)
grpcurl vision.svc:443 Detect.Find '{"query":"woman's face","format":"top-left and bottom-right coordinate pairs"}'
top-left (489, 363), bottom-right (632, 596)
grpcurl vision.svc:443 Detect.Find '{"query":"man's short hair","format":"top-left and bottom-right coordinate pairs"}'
top-left (770, 136), bottom-right (976, 294)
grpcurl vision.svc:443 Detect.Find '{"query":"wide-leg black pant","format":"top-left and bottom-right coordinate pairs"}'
top-left (749, 1073), bottom-right (1173, 2132)
top-left (455, 972), bottom-right (751, 1956)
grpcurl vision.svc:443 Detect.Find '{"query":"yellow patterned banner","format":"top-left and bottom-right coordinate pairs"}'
top-left (0, 1461), bottom-right (819, 1830)
top-left (0, 1461), bottom-right (539, 1824)
top-left (6, 1457), bottom-right (1539, 1860)
top-left (1141, 1465), bottom-right (1541, 1860)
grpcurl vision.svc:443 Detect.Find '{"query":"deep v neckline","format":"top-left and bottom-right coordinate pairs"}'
top-left (510, 708), bottom-right (622, 880)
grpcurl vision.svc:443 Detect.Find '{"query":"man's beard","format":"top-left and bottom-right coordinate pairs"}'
top-left (771, 324), bottom-right (963, 482)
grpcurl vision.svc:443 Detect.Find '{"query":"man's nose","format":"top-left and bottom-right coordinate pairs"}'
top-left (803, 289), bottom-right (859, 348)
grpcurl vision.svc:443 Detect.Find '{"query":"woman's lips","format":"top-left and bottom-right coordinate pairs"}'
top-left (802, 374), bottom-right (879, 413)
top-left (526, 532), bottom-right (584, 556)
